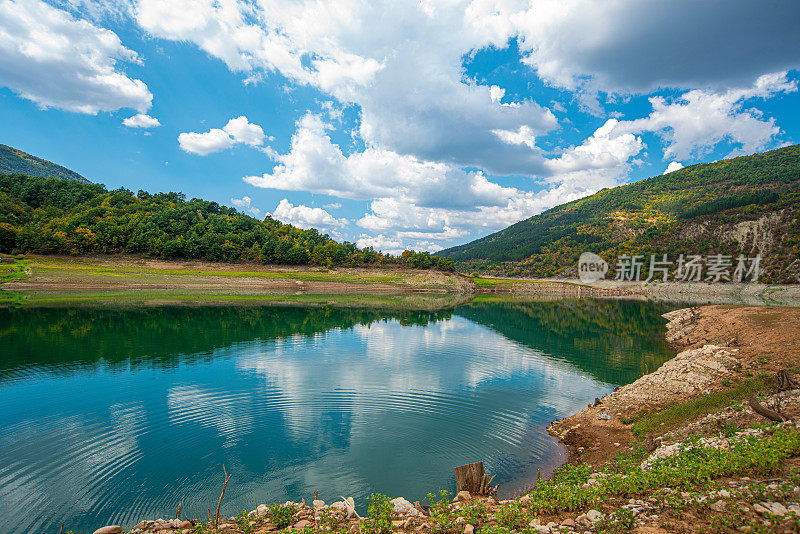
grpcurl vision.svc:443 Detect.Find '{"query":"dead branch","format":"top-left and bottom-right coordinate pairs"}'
top-left (775, 370), bottom-right (798, 391)
top-left (215, 465), bottom-right (232, 528)
top-left (175, 501), bottom-right (182, 520)
top-left (749, 396), bottom-right (790, 422)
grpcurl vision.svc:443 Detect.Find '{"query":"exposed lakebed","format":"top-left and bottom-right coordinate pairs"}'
top-left (0, 300), bottom-right (675, 534)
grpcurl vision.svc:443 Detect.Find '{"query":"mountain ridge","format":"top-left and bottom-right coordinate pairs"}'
top-left (437, 144), bottom-right (800, 283)
top-left (0, 144), bottom-right (89, 183)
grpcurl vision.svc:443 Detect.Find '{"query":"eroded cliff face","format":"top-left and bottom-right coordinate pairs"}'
top-left (722, 211), bottom-right (784, 256)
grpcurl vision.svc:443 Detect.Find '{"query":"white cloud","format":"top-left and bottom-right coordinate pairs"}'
top-left (222, 115), bottom-right (266, 146)
top-left (663, 161), bottom-right (684, 174)
top-left (489, 85), bottom-right (505, 103)
top-left (132, 0), bottom-right (558, 176)
top-left (544, 119), bottom-right (643, 175)
top-left (122, 113), bottom-right (160, 128)
top-left (0, 0), bottom-right (152, 114)
top-left (492, 125), bottom-right (537, 150)
top-left (178, 128), bottom-right (234, 155)
top-left (178, 115), bottom-right (267, 155)
top-left (612, 72), bottom-right (797, 160)
top-left (355, 234), bottom-right (402, 254)
top-left (230, 196), bottom-right (261, 217)
top-left (244, 112), bottom-right (639, 252)
top-left (270, 199), bottom-right (348, 235)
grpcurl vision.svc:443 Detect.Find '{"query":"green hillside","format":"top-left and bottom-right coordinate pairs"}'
top-left (0, 144), bottom-right (89, 183)
top-left (0, 173), bottom-right (453, 270)
top-left (437, 144), bottom-right (800, 283)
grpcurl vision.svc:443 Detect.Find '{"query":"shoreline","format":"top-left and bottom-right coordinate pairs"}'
top-left (4, 254), bottom-right (800, 308)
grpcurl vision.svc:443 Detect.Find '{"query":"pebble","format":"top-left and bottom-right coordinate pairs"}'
top-left (93, 527), bottom-right (122, 534)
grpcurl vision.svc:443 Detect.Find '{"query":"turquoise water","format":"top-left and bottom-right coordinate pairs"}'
top-left (0, 300), bottom-right (675, 533)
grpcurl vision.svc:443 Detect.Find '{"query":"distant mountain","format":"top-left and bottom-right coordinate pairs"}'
top-left (0, 144), bottom-right (89, 183)
top-left (437, 144), bottom-right (800, 283)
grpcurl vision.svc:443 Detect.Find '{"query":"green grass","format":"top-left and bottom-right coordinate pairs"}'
top-left (0, 259), bottom-right (29, 283)
top-left (625, 376), bottom-right (768, 439)
top-left (524, 424), bottom-right (800, 516)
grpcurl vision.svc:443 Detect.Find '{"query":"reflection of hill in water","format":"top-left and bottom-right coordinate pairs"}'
top-left (454, 299), bottom-right (676, 385)
top-left (0, 306), bottom-right (452, 375)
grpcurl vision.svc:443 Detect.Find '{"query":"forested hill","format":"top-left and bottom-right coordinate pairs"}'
top-left (0, 145), bottom-right (89, 183)
top-left (437, 144), bottom-right (800, 283)
top-left (0, 173), bottom-right (453, 270)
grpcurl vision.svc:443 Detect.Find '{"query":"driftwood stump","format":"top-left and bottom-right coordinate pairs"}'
top-left (454, 462), bottom-right (497, 496)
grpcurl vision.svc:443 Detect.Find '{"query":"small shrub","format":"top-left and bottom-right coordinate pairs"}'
top-left (363, 493), bottom-right (393, 534)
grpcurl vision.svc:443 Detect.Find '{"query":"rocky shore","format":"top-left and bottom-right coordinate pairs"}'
top-left (86, 305), bottom-right (800, 534)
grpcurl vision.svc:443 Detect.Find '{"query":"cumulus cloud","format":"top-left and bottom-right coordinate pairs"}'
top-left (270, 199), bottom-right (348, 236)
top-left (178, 115), bottom-right (267, 155)
top-left (514, 0), bottom-right (800, 95)
top-left (230, 196), bottom-right (261, 217)
top-left (663, 161), bottom-right (684, 174)
top-left (244, 112), bottom-right (643, 252)
top-left (0, 0), bottom-right (152, 114)
top-left (122, 113), bottom-right (160, 128)
top-left (132, 0), bottom-right (559, 176)
top-left (612, 72), bottom-right (797, 159)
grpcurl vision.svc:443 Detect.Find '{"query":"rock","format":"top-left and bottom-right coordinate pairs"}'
top-left (454, 516), bottom-right (465, 525)
top-left (415, 524), bottom-right (431, 533)
top-left (218, 524), bottom-right (232, 530)
top-left (561, 518), bottom-right (577, 527)
top-left (313, 500), bottom-right (326, 509)
top-left (519, 494), bottom-right (531, 504)
top-left (391, 497), bottom-right (415, 514)
top-left (717, 489), bottom-right (731, 498)
top-left (463, 525), bottom-right (474, 534)
top-left (133, 521), bottom-right (152, 530)
top-left (406, 508), bottom-right (420, 517)
top-left (93, 527), bottom-right (123, 534)
top-left (455, 491), bottom-right (472, 502)
top-left (178, 520), bottom-right (193, 529)
top-left (293, 519), bottom-right (312, 529)
top-left (402, 518), bottom-right (415, 530)
top-left (598, 413), bottom-right (612, 420)
top-left (708, 499), bottom-right (726, 512)
top-left (392, 520), bottom-right (405, 528)
top-left (331, 501), bottom-right (348, 512)
top-left (768, 502), bottom-right (788, 516)
top-left (753, 503), bottom-right (770, 515)
top-left (586, 509), bottom-right (604, 523)
top-left (788, 504), bottom-right (800, 515)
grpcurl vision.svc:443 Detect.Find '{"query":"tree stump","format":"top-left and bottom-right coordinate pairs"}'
top-left (454, 462), bottom-right (496, 495)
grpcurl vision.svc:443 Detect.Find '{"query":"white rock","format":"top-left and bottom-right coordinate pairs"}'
top-left (391, 497), bottom-right (415, 514)
top-left (753, 503), bottom-right (770, 515)
top-left (768, 502), bottom-right (788, 516)
top-left (586, 509), bottom-right (604, 522)
top-left (93, 527), bottom-right (122, 534)
top-left (331, 501), bottom-right (348, 512)
top-left (463, 524), bottom-right (474, 534)
top-left (519, 494), bottom-right (531, 504)
top-left (313, 500), bottom-right (326, 509)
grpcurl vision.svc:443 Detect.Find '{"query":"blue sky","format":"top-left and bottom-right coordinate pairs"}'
top-left (1, 0), bottom-right (799, 254)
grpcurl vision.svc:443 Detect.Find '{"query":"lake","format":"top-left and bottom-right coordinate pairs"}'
top-left (0, 299), bottom-right (675, 533)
